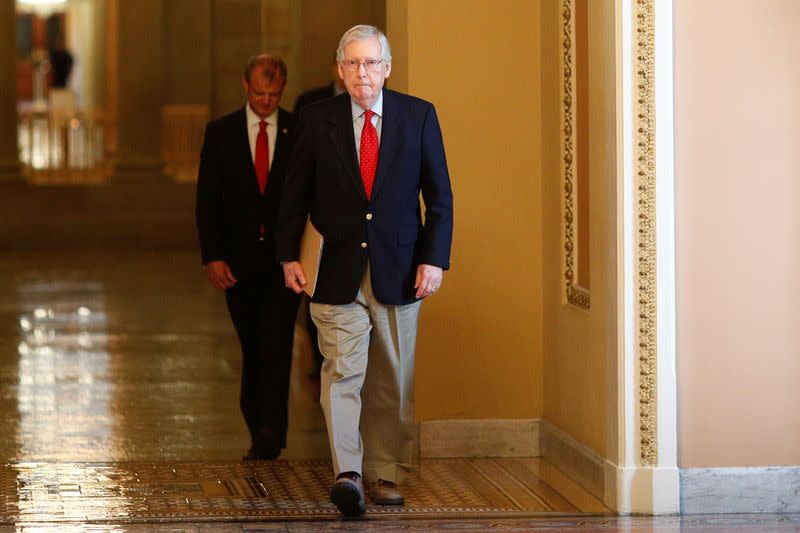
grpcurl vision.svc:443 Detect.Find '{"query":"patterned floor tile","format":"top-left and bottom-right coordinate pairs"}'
top-left (0, 458), bottom-right (608, 523)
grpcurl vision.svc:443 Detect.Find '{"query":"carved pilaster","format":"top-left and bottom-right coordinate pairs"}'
top-left (561, 0), bottom-right (590, 311)
top-left (634, 0), bottom-right (657, 466)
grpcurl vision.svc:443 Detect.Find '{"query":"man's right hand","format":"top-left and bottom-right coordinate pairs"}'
top-left (282, 261), bottom-right (307, 294)
top-left (205, 260), bottom-right (237, 290)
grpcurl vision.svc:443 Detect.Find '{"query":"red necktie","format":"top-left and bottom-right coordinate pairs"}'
top-left (255, 120), bottom-right (269, 195)
top-left (360, 109), bottom-right (378, 200)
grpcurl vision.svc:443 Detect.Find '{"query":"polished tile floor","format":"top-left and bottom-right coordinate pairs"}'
top-left (0, 251), bottom-right (798, 531)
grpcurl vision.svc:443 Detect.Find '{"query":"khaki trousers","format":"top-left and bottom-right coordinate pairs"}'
top-left (310, 265), bottom-right (420, 483)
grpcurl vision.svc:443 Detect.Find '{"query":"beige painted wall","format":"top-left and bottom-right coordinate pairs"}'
top-left (389, 0), bottom-right (544, 419)
top-left (540, 0), bottom-right (617, 456)
top-left (675, 0), bottom-right (800, 467)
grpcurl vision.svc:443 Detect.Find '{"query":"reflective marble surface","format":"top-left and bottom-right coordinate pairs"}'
top-left (1, 251), bottom-right (798, 531)
top-left (0, 250), bottom-right (327, 464)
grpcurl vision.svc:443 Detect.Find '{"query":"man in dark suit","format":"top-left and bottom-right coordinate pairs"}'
top-left (196, 54), bottom-right (300, 461)
top-left (277, 26), bottom-right (453, 516)
top-left (294, 58), bottom-right (346, 113)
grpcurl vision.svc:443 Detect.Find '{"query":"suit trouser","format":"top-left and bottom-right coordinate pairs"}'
top-left (225, 261), bottom-right (300, 448)
top-left (310, 265), bottom-right (420, 483)
top-left (301, 294), bottom-right (325, 369)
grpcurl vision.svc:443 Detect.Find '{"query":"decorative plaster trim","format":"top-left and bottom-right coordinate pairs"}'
top-left (561, 0), bottom-right (590, 311)
top-left (681, 467), bottom-right (800, 513)
top-left (634, 0), bottom-right (657, 466)
top-left (419, 419), bottom-right (540, 458)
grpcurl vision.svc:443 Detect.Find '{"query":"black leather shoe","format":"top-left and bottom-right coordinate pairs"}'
top-left (242, 428), bottom-right (281, 460)
top-left (330, 471), bottom-right (365, 517)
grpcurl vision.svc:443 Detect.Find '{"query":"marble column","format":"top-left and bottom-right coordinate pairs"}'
top-left (212, 0), bottom-right (262, 116)
top-left (0, 0), bottom-right (22, 184)
top-left (163, 0), bottom-right (211, 106)
top-left (110, 0), bottom-right (168, 182)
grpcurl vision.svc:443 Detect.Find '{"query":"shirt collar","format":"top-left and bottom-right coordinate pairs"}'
top-left (350, 90), bottom-right (383, 122)
top-left (246, 103), bottom-right (278, 127)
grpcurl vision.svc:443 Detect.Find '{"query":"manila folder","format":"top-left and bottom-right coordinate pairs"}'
top-left (298, 218), bottom-right (324, 297)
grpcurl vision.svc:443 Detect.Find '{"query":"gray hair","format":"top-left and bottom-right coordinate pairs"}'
top-left (243, 54), bottom-right (287, 85)
top-left (336, 25), bottom-right (392, 63)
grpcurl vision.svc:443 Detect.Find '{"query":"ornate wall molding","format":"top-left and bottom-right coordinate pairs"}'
top-left (634, 0), bottom-right (657, 466)
top-left (561, 0), bottom-right (590, 311)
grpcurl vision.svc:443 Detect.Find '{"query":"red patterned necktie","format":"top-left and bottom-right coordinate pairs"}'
top-left (255, 120), bottom-right (269, 194)
top-left (360, 109), bottom-right (378, 200)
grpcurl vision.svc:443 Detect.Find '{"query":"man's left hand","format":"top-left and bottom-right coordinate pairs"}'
top-left (414, 264), bottom-right (443, 299)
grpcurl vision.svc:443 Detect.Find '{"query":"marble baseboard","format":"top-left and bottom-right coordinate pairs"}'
top-left (419, 419), bottom-right (540, 458)
top-left (681, 466), bottom-right (800, 514)
top-left (539, 420), bottom-right (608, 503)
top-left (419, 419), bottom-right (608, 503)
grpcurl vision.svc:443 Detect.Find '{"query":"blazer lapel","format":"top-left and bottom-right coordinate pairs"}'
top-left (329, 95), bottom-right (366, 201)
top-left (370, 90), bottom-right (402, 203)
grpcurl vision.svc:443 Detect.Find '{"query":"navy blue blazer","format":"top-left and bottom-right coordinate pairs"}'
top-left (276, 89), bottom-right (453, 306)
top-left (196, 107), bottom-right (296, 280)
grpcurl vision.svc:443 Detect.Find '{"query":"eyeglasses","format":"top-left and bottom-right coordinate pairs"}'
top-left (340, 58), bottom-right (385, 72)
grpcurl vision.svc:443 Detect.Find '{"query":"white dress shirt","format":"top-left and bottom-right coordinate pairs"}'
top-left (245, 104), bottom-right (278, 170)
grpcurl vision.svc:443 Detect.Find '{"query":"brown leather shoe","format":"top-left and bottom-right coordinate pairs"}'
top-left (368, 479), bottom-right (404, 505)
top-left (330, 471), bottom-right (365, 516)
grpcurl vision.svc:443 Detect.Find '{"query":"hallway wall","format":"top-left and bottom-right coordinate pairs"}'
top-left (675, 0), bottom-right (800, 467)
top-left (388, 0), bottom-right (544, 420)
top-left (294, 0), bottom-right (385, 108)
top-left (540, 0), bottom-right (618, 457)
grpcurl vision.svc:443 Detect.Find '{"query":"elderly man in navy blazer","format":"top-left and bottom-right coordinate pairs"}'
top-left (277, 25), bottom-right (453, 516)
top-left (196, 54), bottom-right (300, 462)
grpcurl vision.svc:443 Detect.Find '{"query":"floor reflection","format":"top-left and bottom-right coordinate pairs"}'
top-left (0, 251), bottom-right (328, 464)
top-left (16, 284), bottom-right (114, 462)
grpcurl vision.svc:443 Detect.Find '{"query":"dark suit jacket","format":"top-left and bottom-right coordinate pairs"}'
top-left (196, 107), bottom-right (296, 280)
top-left (294, 84), bottom-right (336, 113)
top-left (276, 90), bottom-right (453, 306)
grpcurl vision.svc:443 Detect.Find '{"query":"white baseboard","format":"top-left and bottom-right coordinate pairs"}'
top-left (681, 466), bottom-right (800, 514)
top-left (615, 464), bottom-right (680, 514)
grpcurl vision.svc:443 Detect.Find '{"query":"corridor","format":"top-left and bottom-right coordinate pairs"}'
top-left (0, 250), bottom-right (797, 531)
